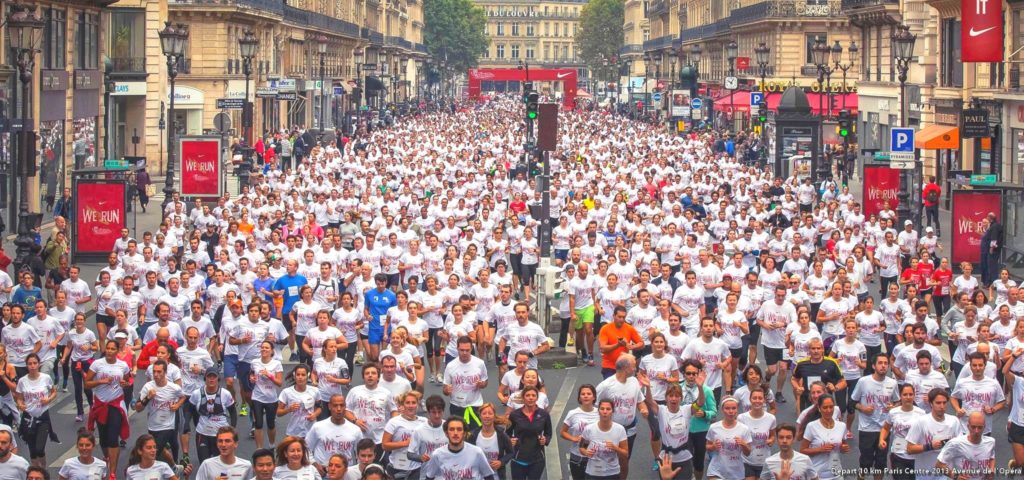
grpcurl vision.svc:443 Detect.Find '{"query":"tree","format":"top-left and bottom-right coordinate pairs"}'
top-left (575, 0), bottom-right (625, 82)
top-left (424, 0), bottom-right (489, 77)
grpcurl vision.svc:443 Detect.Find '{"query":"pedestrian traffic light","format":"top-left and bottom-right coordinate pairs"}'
top-left (522, 82), bottom-right (533, 103)
top-left (757, 100), bottom-right (768, 123)
top-left (526, 92), bottom-right (539, 119)
top-left (837, 109), bottom-right (851, 138)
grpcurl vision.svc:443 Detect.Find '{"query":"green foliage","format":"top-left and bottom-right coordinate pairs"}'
top-left (424, 0), bottom-right (489, 73)
top-left (575, 0), bottom-right (625, 82)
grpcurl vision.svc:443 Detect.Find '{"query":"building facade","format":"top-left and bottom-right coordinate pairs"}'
top-left (1, 0), bottom-right (112, 230)
top-left (475, 0), bottom-right (589, 95)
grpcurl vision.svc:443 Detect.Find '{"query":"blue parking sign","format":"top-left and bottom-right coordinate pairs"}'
top-left (750, 92), bottom-right (764, 106)
top-left (891, 128), bottom-right (915, 153)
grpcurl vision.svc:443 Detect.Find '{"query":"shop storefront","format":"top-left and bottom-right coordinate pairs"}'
top-left (928, 99), bottom-right (963, 189)
top-left (72, 70), bottom-right (101, 172)
top-left (110, 81), bottom-right (147, 160)
top-left (39, 70), bottom-right (68, 223)
top-left (225, 79), bottom-right (253, 138)
top-left (256, 84), bottom-right (280, 134)
top-left (1008, 101), bottom-right (1024, 184)
top-left (171, 85), bottom-right (205, 136)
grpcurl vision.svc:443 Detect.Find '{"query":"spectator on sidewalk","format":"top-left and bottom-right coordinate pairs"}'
top-left (981, 213), bottom-right (1004, 287)
top-left (922, 177), bottom-right (942, 236)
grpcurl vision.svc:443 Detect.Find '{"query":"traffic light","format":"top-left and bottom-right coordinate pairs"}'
top-left (757, 100), bottom-right (768, 123)
top-left (522, 82), bottom-right (533, 103)
top-left (526, 92), bottom-right (539, 120)
top-left (837, 109), bottom-right (851, 138)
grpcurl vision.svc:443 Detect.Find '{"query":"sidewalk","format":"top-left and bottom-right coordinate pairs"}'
top-left (847, 174), bottom-right (955, 259)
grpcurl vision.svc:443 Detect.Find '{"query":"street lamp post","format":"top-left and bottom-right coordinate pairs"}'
top-left (7, 5), bottom-right (43, 272)
top-left (834, 40), bottom-right (857, 183)
top-left (892, 24), bottom-right (917, 225)
top-left (238, 29), bottom-right (258, 191)
top-left (103, 56), bottom-right (114, 163)
top-left (159, 21), bottom-right (189, 211)
top-left (354, 48), bottom-right (365, 122)
top-left (379, 49), bottom-right (389, 113)
top-left (754, 42), bottom-right (771, 166)
top-left (317, 35), bottom-right (327, 135)
top-left (726, 40), bottom-right (738, 133)
top-left (812, 38), bottom-right (834, 183)
top-left (690, 44), bottom-right (702, 124)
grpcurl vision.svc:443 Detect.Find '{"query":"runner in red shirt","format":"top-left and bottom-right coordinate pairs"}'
top-left (915, 252), bottom-right (936, 306)
top-left (899, 257), bottom-right (923, 295)
top-left (929, 257), bottom-right (954, 316)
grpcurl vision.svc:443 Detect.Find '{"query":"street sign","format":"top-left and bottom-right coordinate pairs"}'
top-left (333, 86), bottom-right (345, 96)
top-left (889, 151), bottom-right (915, 169)
top-left (213, 112), bottom-right (232, 133)
top-left (255, 86), bottom-right (277, 98)
top-left (750, 91), bottom-right (764, 106)
top-left (362, 63), bottom-right (377, 71)
top-left (104, 159), bottom-right (130, 170)
top-left (891, 128), bottom-right (915, 153)
top-left (216, 98), bottom-right (245, 109)
top-left (678, 106), bottom-right (691, 118)
top-left (725, 77), bottom-right (738, 90)
top-left (970, 174), bottom-right (997, 186)
top-left (691, 98), bottom-right (703, 109)
top-left (652, 92), bottom-right (662, 102)
top-left (691, 108), bottom-right (702, 120)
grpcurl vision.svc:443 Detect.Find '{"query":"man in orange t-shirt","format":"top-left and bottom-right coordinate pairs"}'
top-left (598, 305), bottom-right (644, 378)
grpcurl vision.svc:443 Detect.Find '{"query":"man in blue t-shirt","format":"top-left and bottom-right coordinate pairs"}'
top-left (272, 259), bottom-right (307, 360)
top-left (363, 273), bottom-right (397, 361)
top-left (11, 271), bottom-right (43, 319)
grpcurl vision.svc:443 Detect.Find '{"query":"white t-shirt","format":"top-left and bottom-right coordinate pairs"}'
top-left (850, 375), bottom-right (899, 432)
top-left (638, 353), bottom-right (679, 401)
top-left (595, 376), bottom-right (645, 435)
top-left (581, 422), bottom-right (629, 477)
top-left (759, 452), bottom-right (817, 480)
top-left (1, 322), bottom-right (40, 367)
top-left (706, 421), bottom-right (754, 480)
top-left (345, 384), bottom-right (397, 442)
top-left (125, 462), bottom-right (175, 480)
top-left (306, 418), bottom-right (362, 466)
top-left (88, 358), bottom-right (131, 403)
top-left (383, 415), bottom-right (427, 472)
top-left (312, 356), bottom-right (349, 401)
top-left (830, 338), bottom-right (867, 380)
top-left (138, 380), bottom-right (185, 432)
top-left (656, 405), bottom-right (695, 463)
top-left (443, 355), bottom-right (488, 407)
top-left (193, 456), bottom-right (253, 480)
top-left (801, 420), bottom-right (847, 480)
top-left (278, 386), bottom-right (321, 437)
top-left (421, 443), bottom-right (497, 480)
top-left (906, 414), bottom-right (965, 480)
top-left (936, 435), bottom-right (996, 480)
top-left (951, 377), bottom-right (1005, 434)
top-left (272, 464), bottom-right (320, 480)
top-left (563, 406), bottom-right (600, 459)
top-left (886, 406), bottom-right (925, 459)
top-left (738, 412), bottom-right (777, 466)
top-left (249, 358), bottom-right (284, 404)
top-left (58, 455), bottom-right (108, 479)
top-left (189, 387), bottom-right (235, 437)
top-left (681, 337), bottom-right (731, 389)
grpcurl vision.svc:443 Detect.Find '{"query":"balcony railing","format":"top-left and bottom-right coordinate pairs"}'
top-left (841, 0), bottom-right (898, 10)
top-left (415, 43), bottom-right (428, 54)
top-left (620, 44), bottom-right (644, 55)
top-left (643, 35), bottom-right (676, 51)
top-left (679, 19), bottom-right (731, 42)
top-left (385, 36), bottom-right (414, 51)
top-left (730, 0), bottom-right (843, 23)
top-left (283, 5), bottom-right (360, 38)
top-left (647, 0), bottom-right (667, 14)
top-left (170, 0), bottom-right (284, 15)
top-left (1011, 64), bottom-right (1022, 91)
top-left (109, 56), bottom-right (146, 74)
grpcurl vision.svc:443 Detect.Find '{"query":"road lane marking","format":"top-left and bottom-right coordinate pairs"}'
top-left (546, 369), bottom-right (577, 480)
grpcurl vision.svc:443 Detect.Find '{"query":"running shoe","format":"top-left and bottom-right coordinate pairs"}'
top-left (239, 403), bottom-right (249, 417)
top-left (62, 385), bottom-right (68, 393)
top-left (776, 395), bottom-right (787, 404)
top-left (586, 355), bottom-right (595, 367)
top-left (75, 415), bottom-right (83, 423)
top-left (180, 453), bottom-right (190, 467)
top-left (289, 352), bottom-right (299, 362)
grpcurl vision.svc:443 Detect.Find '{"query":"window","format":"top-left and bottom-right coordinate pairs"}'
top-left (76, 12), bottom-right (99, 69)
top-left (496, 23), bottom-right (504, 36)
top-left (511, 44), bottom-right (520, 58)
top-left (805, 33), bottom-right (826, 65)
top-left (526, 47), bottom-right (535, 59)
top-left (527, 24), bottom-right (534, 36)
top-left (42, 8), bottom-right (66, 69)
top-left (109, 10), bottom-right (145, 71)
top-left (562, 45), bottom-right (569, 60)
top-left (544, 45), bottom-right (550, 60)
top-left (940, 19), bottom-right (963, 87)
top-left (496, 44), bottom-right (505, 58)
top-left (543, 23), bottom-right (548, 36)
top-left (512, 22), bottom-right (519, 36)
top-left (563, 23), bottom-right (568, 36)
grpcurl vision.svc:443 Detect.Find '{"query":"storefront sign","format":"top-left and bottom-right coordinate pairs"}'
top-left (862, 165), bottom-right (901, 217)
top-left (179, 137), bottom-right (222, 198)
top-left (274, 79), bottom-right (296, 92)
top-left (169, 86), bottom-right (205, 106)
top-left (755, 80), bottom-right (857, 94)
top-left (40, 70), bottom-right (69, 123)
top-left (73, 70), bottom-right (101, 119)
top-left (961, 0), bottom-right (1003, 62)
top-left (255, 86), bottom-right (278, 98)
top-left (225, 80), bottom-right (254, 101)
top-left (951, 190), bottom-right (1002, 265)
top-left (111, 81), bottom-right (146, 96)
top-left (962, 108), bottom-right (990, 138)
top-left (73, 180), bottom-right (126, 255)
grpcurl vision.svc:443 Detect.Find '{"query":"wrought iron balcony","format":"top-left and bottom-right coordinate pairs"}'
top-left (109, 57), bottom-right (146, 74)
top-left (284, 5), bottom-right (360, 38)
top-left (1010, 64), bottom-right (1022, 91)
top-left (170, 0), bottom-right (284, 15)
top-left (841, 0), bottom-right (898, 10)
top-left (730, 0), bottom-right (843, 23)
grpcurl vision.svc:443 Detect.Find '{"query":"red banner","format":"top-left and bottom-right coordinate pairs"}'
top-left (74, 181), bottom-right (126, 254)
top-left (862, 165), bottom-right (901, 218)
top-left (735, 57), bottom-right (750, 71)
top-left (179, 138), bottom-right (221, 197)
top-left (961, 0), bottom-right (1003, 62)
top-left (951, 190), bottom-right (1002, 266)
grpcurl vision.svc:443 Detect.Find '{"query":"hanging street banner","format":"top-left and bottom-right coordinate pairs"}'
top-left (951, 189), bottom-right (1002, 265)
top-left (179, 136), bottom-right (223, 198)
top-left (961, 0), bottom-right (1003, 62)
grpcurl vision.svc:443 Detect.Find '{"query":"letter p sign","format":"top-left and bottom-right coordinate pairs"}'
top-left (891, 128), bottom-right (915, 153)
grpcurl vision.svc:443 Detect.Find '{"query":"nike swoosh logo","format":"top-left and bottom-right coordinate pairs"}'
top-left (557, 72), bottom-right (571, 78)
top-left (969, 26), bottom-right (996, 37)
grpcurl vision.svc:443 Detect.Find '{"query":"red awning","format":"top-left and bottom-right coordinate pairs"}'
top-left (713, 91), bottom-right (750, 113)
top-left (764, 91), bottom-right (858, 116)
top-left (577, 89), bottom-right (592, 98)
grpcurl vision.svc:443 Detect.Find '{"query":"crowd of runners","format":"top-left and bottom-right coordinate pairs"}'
top-left (0, 94), bottom-right (1014, 479)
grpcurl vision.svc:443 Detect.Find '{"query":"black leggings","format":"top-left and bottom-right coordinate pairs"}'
top-left (426, 328), bottom-right (442, 359)
top-left (933, 295), bottom-right (951, 317)
top-left (196, 433), bottom-right (218, 466)
top-left (342, 340), bottom-right (358, 372)
top-left (251, 400), bottom-right (277, 430)
top-left (98, 406), bottom-right (124, 449)
top-left (22, 411), bottom-right (51, 459)
top-left (55, 345), bottom-right (70, 386)
top-left (71, 359), bottom-right (94, 415)
top-left (558, 315), bottom-right (572, 349)
top-left (509, 458), bottom-right (544, 480)
top-left (691, 430), bottom-right (708, 473)
top-left (296, 335), bottom-right (311, 367)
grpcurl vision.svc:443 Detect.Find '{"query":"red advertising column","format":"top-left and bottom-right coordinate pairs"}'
top-left (862, 165), bottom-right (901, 218)
top-left (73, 180), bottom-right (127, 259)
top-left (951, 190), bottom-right (1002, 265)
